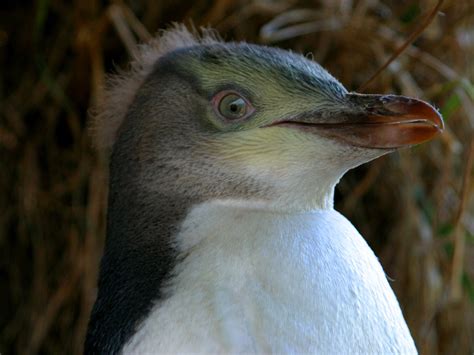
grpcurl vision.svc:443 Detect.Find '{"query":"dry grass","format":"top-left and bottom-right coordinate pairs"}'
top-left (0, 0), bottom-right (473, 354)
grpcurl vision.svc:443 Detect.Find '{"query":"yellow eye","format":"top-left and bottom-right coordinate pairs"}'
top-left (219, 94), bottom-right (247, 119)
top-left (212, 91), bottom-right (255, 121)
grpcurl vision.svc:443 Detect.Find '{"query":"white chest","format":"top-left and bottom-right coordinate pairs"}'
top-left (124, 202), bottom-right (416, 354)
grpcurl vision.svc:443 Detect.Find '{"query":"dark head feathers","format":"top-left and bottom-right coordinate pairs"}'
top-left (91, 25), bottom-right (221, 150)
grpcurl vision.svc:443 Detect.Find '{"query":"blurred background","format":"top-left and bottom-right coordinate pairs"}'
top-left (1, 0), bottom-right (473, 354)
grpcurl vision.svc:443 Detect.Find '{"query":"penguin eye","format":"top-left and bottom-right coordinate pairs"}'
top-left (212, 91), bottom-right (255, 121)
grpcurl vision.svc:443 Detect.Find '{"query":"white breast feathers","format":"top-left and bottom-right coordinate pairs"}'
top-left (124, 201), bottom-right (417, 354)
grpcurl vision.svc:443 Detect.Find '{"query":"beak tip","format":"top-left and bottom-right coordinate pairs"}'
top-left (430, 107), bottom-right (445, 134)
top-left (385, 94), bottom-right (445, 135)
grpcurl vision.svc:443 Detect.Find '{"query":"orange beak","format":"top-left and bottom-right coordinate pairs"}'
top-left (271, 94), bottom-right (444, 149)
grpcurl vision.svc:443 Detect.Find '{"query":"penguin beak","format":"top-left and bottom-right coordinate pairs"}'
top-left (322, 93), bottom-right (444, 149)
top-left (270, 94), bottom-right (444, 149)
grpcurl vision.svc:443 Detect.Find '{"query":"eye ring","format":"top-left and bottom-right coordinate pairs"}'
top-left (211, 90), bottom-right (255, 121)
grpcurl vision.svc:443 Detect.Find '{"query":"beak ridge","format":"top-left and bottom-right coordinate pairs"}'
top-left (349, 93), bottom-right (444, 130)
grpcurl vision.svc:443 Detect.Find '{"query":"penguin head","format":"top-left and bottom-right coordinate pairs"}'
top-left (96, 26), bottom-right (443, 210)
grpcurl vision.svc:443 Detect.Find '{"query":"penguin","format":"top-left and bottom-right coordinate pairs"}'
top-left (85, 25), bottom-right (443, 354)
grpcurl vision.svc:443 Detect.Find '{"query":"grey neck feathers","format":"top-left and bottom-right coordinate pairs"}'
top-left (84, 151), bottom-right (195, 354)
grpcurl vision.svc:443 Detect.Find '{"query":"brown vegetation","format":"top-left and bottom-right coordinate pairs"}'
top-left (0, 0), bottom-right (473, 354)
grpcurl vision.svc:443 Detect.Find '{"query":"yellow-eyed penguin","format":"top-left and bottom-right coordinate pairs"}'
top-left (85, 26), bottom-right (443, 354)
